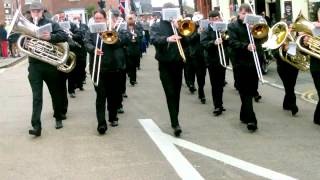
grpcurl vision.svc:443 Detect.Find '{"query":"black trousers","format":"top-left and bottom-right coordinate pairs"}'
top-left (208, 63), bottom-right (226, 108)
top-left (127, 55), bottom-right (140, 83)
top-left (67, 69), bottom-right (77, 94)
top-left (184, 58), bottom-right (196, 87)
top-left (277, 60), bottom-right (299, 109)
top-left (94, 71), bottom-right (121, 126)
top-left (159, 62), bottom-right (183, 128)
top-left (194, 58), bottom-right (206, 98)
top-left (76, 57), bottom-right (87, 88)
top-left (28, 62), bottom-right (67, 129)
top-left (236, 65), bottom-right (258, 123)
top-left (311, 71), bottom-right (320, 123)
top-left (118, 69), bottom-right (126, 108)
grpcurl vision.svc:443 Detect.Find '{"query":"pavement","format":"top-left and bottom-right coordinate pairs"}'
top-left (0, 54), bottom-right (26, 69)
top-left (0, 47), bottom-right (320, 180)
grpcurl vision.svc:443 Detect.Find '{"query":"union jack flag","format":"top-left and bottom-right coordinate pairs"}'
top-left (119, 0), bottom-right (126, 14)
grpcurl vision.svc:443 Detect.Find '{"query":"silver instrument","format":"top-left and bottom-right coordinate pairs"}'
top-left (8, 9), bottom-right (72, 73)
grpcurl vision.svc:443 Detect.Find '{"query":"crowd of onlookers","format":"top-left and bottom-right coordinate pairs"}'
top-left (0, 23), bottom-right (21, 59)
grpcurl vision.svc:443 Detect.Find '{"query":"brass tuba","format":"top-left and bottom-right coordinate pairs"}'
top-left (251, 18), bottom-right (269, 43)
top-left (265, 21), bottom-right (310, 71)
top-left (8, 9), bottom-right (74, 73)
top-left (293, 11), bottom-right (320, 59)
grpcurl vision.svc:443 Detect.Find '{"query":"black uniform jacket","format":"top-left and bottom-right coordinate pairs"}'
top-left (84, 29), bottom-right (130, 73)
top-left (28, 16), bottom-right (68, 63)
top-left (200, 25), bottom-right (229, 65)
top-left (126, 25), bottom-right (143, 57)
top-left (150, 20), bottom-right (186, 63)
top-left (228, 18), bottom-right (255, 68)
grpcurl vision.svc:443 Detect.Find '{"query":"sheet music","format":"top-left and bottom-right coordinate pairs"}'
top-left (210, 22), bottom-right (228, 32)
top-left (287, 42), bottom-right (297, 56)
top-left (243, 14), bottom-right (263, 25)
top-left (89, 23), bottom-right (107, 33)
top-left (36, 23), bottom-right (52, 38)
top-left (162, 8), bottom-right (181, 21)
top-left (199, 19), bottom-right (209, 30)
top-left (59, 21), bottom-right (71, 30)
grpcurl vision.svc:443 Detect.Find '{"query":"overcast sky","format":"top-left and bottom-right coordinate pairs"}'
top-left (151, 0), bottom-right (194, 8)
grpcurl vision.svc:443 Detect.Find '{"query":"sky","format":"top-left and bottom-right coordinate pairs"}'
top-left (151, 0), bottom-right (194, 8)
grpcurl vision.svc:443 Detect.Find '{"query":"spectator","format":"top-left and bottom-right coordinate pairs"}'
top-left (8, 33), bottom-right (21, 57)
top-left (0, 23), bottom-right (8, 58)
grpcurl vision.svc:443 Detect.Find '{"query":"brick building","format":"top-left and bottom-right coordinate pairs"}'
top-left (1, 0), bottom-right (120, 25)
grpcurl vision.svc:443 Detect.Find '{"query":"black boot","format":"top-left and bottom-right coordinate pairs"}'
top-left (173, 125), bottom-right (182, 137)
top-left (55, 120), bottom-right (63, 129)
top-left (247, 122), bottom-right (258, 132)
top-left (29, 128), bottom-right (41, 136)
top-left (97, 124), bottom-right (108, 135)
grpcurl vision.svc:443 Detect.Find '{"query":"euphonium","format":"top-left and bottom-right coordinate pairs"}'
top-left (265, 21), bottom-right (310, 71)
top-left (8, 9), bottom-right (71, 72)
top-left (293, 11), bottom-right (320, 59)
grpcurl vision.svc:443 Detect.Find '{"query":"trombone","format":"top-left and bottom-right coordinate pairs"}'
top-left (169, 18), bottom-right (196, 62)
top-left (244, 12), bottom-right (269, 83)
top-left (170, 20), bottom-right (186, 62)
top-left (210, 22), bottom-right (227, 68)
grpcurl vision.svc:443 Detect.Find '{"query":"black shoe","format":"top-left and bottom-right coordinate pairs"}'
top-left (189, 85), bottom-right (196, 94)
top-left (173, 126), bottom-right (182, 137)
top-left (247, 122), bottom-right (258, 132)
top-left (55, 120), bottom-right (63, 129)
top-left (200, 97), bottom-right (206, 104)
top-left (130, 81), bottom-right (136, 86)
top-left (123, 93), bottom-right (128, 98)
top-left (117, 107), bottom-right (124, 114)
top-left (61, 114), bottom-right (67, 120)
top-left (97, 124), bottom-right (107, 134)
top-left (29, 128), bottom-right (41, 136)
top-left (291, 106), bottom-right (299, 116)
top-left (110, 120), bottom-right (119, 127)
top-left (283, 106), bottom-right (291, 111)
top-left (213, 107), bottom-right (224, 116)
top-left (254, 95), bottom-right (262, 102)
top-left (224, 81), bottom-right (228, 87)
top-left (79, 87), bottom-right (84, 91)
top-left (314, 120), bottom-right (320, 126)
top-left (69, 93), bottom-right (76, 98)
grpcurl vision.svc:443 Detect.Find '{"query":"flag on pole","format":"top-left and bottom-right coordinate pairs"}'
top-left (119, 0), bottom-right (131, 16)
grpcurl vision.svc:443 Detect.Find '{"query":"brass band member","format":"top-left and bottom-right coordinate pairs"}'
top-left (84, 9), bottom-right (130, 134)
top-left (273, 23), bottom-right (299, 116)
top-left (228, 3), bottom-right (259, 131)
top-left (200, 10), bottom-right (228, 115)
top-left (126, 14), bottom-right (143, 86)
top-left (150, 3), bottom-right (186, 137)
top-left (57, 12), bottom-right (83, 98)
top-left (27, 2), bottom-right (68, 136)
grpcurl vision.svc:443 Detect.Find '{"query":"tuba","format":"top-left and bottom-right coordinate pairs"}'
top-left (8, 9), bottom-right (74, 73)
top-left (264, 21), bottom-right (310, 71)
top-left (293, 11), bottom-right (320, 59)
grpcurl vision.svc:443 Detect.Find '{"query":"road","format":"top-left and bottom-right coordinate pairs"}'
top-left (0, 47), bottom-right (320, 180)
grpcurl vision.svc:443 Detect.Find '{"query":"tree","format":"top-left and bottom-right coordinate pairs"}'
top-left (86, 5), bottom-right (96, 18)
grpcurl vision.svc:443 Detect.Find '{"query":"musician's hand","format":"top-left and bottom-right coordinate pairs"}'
top-left (40, 32), bottom-right (51, 41)
top-left (215, 38), bottom-right (223, 45)
top-left (283, 44), bottom-right (289, 51)
top-left (167, 35), bottom-right (182, 42)
top-left (314, 22), bottom-right (320, 28)
top-left (95, 48), bottom-right (104, 56)
top-left (247, 44), bottom-right (256, 52)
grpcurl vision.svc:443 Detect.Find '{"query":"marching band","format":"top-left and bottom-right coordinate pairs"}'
top-left (6, 1), bottom-right (320, 137)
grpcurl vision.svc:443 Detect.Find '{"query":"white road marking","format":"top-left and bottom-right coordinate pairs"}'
top-left (0, 69), bottom-right (5, 74)
top-left (139, 119), bottom-right (297, 180)
top-left (139, 119), bottom-right (204, 180)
